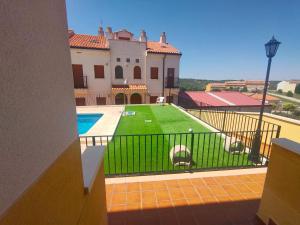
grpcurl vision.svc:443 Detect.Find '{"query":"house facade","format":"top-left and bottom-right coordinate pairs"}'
top-left (69, 27), bottom-right (181, 105)
top-left (206, 80), bottom-right (265, 92)
top-left (277, 80), bottom-right (300, 93)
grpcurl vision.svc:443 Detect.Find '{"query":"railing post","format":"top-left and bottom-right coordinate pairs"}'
top-left (222, 110), bottom-right (227, 133)
top-left (189, 128), bottom-right (194, 170)
top-left (276, 125), bottom-right (281, 138)
top-left (92, 136), bottom-right (96, 146)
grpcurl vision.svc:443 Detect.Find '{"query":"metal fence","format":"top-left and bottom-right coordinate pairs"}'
top-left (80, 128), bottom-right (279, 177)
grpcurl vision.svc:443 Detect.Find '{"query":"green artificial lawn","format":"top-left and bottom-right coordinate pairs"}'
top-left (104, 105), bottom-right (252, 175)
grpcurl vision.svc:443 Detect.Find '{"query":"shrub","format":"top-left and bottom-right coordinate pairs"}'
top-left (229, 142), bottom-right (245, 154)
top-left (240, 87), bottom-right (248, 92)
top-left (293, 109), bottom-right (300, 117)
top-left (287, 91), bottom-right (294, 97)
top-left (277, 89), bottom-right (283, 94)
top-left (283, 103), bottom-right (296, 112)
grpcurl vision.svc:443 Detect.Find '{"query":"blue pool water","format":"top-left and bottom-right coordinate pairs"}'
top-left (77, 114), bottom-right (103, 135)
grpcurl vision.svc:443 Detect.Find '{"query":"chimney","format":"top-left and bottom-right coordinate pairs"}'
top-left (98, 26), bottom-right (104, 36)
top-left (139, 30), bottom-right (147, 42)
top-left (159, 32), bottom-right (166, 44)
top-left (68, 29), bottom-right (75, 38)
top-left (105, 26), bottom-right (113, 39)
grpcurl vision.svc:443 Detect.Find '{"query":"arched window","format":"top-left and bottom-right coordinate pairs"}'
top-left (115, 65), bottom-right (123, 79)
top-left (133, 66), bottom-right (141, 79)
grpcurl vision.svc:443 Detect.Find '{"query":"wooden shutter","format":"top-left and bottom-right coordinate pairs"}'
top-left (151, 67), bottom-right (158, 79)
top-left (94, 65), bottom-right (104, 78)
top-left (96, 97), bottom-right (106, 105)
top-left (134, 66), bottom-right (141, 79)
top-left (150, 96), bottom-right (158, 103)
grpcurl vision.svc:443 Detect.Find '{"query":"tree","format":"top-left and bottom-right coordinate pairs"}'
top-left (240, 86), bottom-right (248, 92)
top-left (283, 103), bottom-right (296, 113)
top-left (277, 89), bottom-right (283, 94)
top-left (295, 84), bottom-right (300, 94)
top-left (286, 91), bottom-right (294, 97)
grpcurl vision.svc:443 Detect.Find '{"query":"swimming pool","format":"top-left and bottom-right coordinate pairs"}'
top-left (77, 114), bottom-right (103, 135)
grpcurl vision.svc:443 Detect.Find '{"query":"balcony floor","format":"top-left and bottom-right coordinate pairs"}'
top-left (106, 171), bottom-right (266, 225)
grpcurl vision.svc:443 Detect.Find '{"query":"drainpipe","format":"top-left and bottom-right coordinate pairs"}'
top-left (162, 54), bottom-right (166, 97)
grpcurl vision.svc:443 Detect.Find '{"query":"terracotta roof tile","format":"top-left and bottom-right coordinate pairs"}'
top-left (69, 34), bottom-right (109, 50)
top-left (146, 41), bottom-right (181, 54)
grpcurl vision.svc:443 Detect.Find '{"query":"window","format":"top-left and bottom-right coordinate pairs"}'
top-left (116, 58), bottom-right (121, 62)
top-left (150, 96), bottom-right (158, 103)
top-left (115, 65), bottom-right (123, 79)
top-left (94, 65), bottom-right (104, 78)
top-left (126, 58), bottom-right (130, 63)
top-left (136, 59), bottom-right (139, 63)
top-left (75, 97), bottom-right (86, 106)
top-left (96, 97), bottom-right (106, 105)
top-left (150, 67), bottom-right (158, 79)
top-left (133, 66), bottom-right (141, 79)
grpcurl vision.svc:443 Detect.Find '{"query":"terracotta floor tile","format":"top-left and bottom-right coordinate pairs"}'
top-left (142, 190), bottom-right (157, 203)
top-left (142, 201), bottom-right (157, 210)
top-left (141, 182), bottom-right (154, 191)
top-left (222, 184), bottom-right (241, 196)
top-left (196, 187), bottom-right (213, 197)
top-left (126, 202), bottom-right (141, 211)
top-left (127, 182), bottom-right (141, 192)
top-left (127, 192), bottom-right (141, 203)
top-left (214, 176), bottom-right (232, 185)
top-left (172, 199), bottom-right (188, 207)
top-left (190, 178), bottom-right (206, 186)
top-left (152, 181), bottom-right (167, 190)
top-left (156, 190), bottom-right (171, 201)
top-left (235, 183), bottom-right (252, 194)
top-left (158, 200), bottom-right (173, 208)
top-left (165, 179), bottom-right (180, 188)
top-left (106, 184), bottom-right (115, 192)
top-left (208, 185), bottom-right (228, 196)
top-left (216, 195), bottom-right (232, 203)
top-left (176, 179), bottom-right (192, 187)
top-left (109, 204), bottom-right (127, 212)
top-left (169, 188), bottom-right (185, 200)
top-left (186, 197), bottom-right (203, 205)
top-left (229, 194), bottom-right (244, 201)
top-left (202, 196), bottom-right (218, 204)
top-left (203, 177), bottom-right (218, 186)
top-left (181, 186), bottom-right (199, 198)
top-left (111, 192), bottom-right (127, 205)
top-left (245, 182), bottom-right (263, 193)
top-left (113, 184), bottom-right (127, 193)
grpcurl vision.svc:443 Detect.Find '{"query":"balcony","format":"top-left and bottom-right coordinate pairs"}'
top-left (74, 75), bottom-right (88, 89)
top-left (165, 76), bottom-right (179, 88)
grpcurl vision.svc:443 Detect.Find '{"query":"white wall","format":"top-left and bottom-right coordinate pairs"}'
top-left (109, 39), bottom-right (147, 86)
top-left (277, 81), bottom-right (296, 93)
top-left (70, 48), bottom-right (111, 96)
top-left (0, 0), bottom-right (77, 215)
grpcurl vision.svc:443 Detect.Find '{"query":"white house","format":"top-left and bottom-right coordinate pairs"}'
top-left (277, 80), bottom-right (300, 93)
top-left (68, 27), bottom-right (181, 105)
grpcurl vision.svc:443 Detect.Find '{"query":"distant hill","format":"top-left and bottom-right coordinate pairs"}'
top-left (179, 78), bottom-right (281, 91)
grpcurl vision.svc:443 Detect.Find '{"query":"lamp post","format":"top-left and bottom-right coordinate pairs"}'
top-left (249, 36), bottom-right (281, 163)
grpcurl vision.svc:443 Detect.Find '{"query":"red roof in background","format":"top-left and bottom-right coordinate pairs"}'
top-left (181, 91), bottom-right (228, 107)
top-left (181, 91), bottom-right (265, 107)
top-left (209, 92), bottom-right (263, 106)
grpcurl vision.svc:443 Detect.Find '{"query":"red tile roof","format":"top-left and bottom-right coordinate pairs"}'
top-left (212, 91), bottom-right (262, 106)
top-left (146, 41), bottom-right (181, 54)
top-left (181, 91), bottom-right (265, 107)
top-left (243, 93), bottom-right (279, 101)
top-left (69, 34), bottom-right (109, 50)
top-left (68, 32), bottom-right (180, 54)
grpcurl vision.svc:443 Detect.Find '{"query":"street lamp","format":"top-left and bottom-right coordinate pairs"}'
top-left (249, 36), bottom-right (281, 163)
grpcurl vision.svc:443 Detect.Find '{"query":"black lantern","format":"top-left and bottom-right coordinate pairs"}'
top-left (265, 36), bottom-right (281, 58)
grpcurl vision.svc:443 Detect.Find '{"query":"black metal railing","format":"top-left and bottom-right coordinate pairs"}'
top-left (80, 128), bottom-right (279, 177)
top-left (74, 75), bottom-right (88, 89)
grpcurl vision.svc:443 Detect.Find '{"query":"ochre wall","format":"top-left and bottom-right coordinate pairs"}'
top-left (257, 140), bottom-right (300, 225)
top-left (0, 139), bottom-right (108, 225)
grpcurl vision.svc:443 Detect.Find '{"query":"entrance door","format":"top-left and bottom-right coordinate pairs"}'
top-left (72, 64), bottom-right (84, 88)
top-left (130, 93), bottom-right (142, 104)
top-left (167, 68), bottom-right (175, 88)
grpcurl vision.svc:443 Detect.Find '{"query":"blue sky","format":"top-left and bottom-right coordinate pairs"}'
top-left (66, 0), bottom-right (300, 80)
